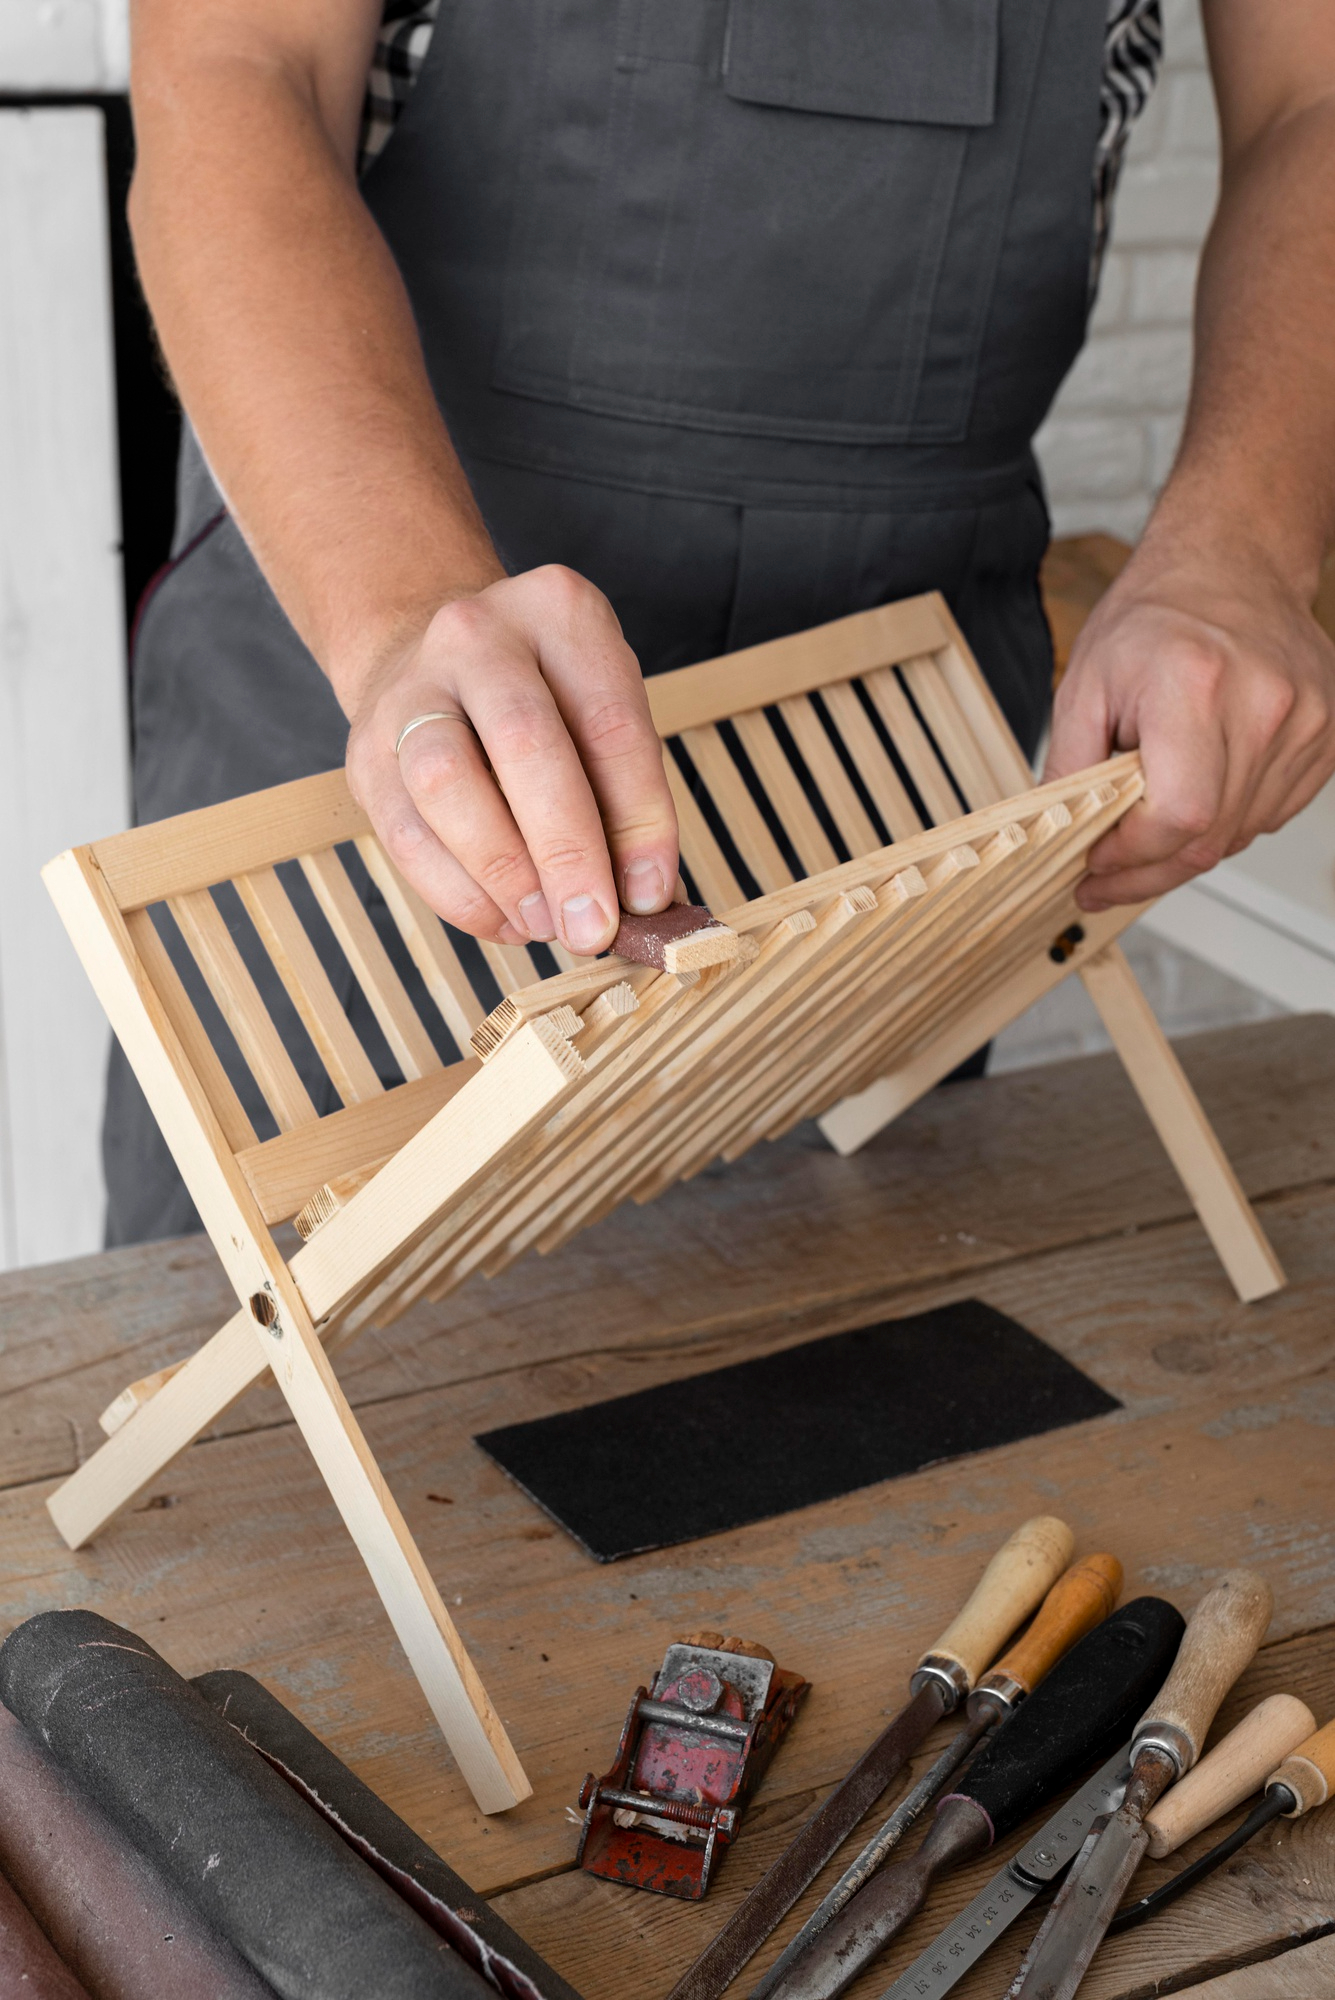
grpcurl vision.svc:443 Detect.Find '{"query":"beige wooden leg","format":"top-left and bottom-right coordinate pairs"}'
top-left (48, 1307), bottom-right (263, 1549)
top-left (1078, 942), bottom-right (1285, 1303)
top-left (247, 1284), bottom-right (531, 1813)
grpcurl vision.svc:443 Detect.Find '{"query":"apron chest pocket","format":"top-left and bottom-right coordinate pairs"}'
top-left (724, 0), bottom-right (999, 127)
top-left (494, 0), bottom-right (1021, 448)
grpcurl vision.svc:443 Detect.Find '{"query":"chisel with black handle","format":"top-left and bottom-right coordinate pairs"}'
top-left (1109, 1710), bottom-right (1335, 1936)
top-left (761, 1596), bottom-right (1186, 2000)
top-left (1007, 1568), bottom-right (1274, 2000)
top-left (666, 1517), bottom-right (1075, 2000)
top-left (748, 1554), bottom-right (1122, 2000)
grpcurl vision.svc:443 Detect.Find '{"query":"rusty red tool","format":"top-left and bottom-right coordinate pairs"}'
top-left (576, 1633), bottom-right (809, 1900)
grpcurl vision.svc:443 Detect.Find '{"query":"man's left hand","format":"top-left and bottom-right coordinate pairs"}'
top-left (1044, 528), bottom-right (1335, 912)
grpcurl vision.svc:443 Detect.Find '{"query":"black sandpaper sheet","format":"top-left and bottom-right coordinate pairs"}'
top-left (193, 1670), bottom-right (582, 2000)
top-left (0, 1612), bottom-right (498, 2000)
top-left (475, 1299), bottom-right (1119, 1560)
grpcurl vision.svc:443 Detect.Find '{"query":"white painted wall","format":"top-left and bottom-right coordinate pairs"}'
top-left (0, 110), bottom-right (129, 1270)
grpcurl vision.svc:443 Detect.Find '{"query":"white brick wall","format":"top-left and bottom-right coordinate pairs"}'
top-left (1036, 0), bottom-right (1219, 539)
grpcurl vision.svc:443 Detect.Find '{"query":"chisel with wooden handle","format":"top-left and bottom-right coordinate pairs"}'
top-left (748, 1554), bottom-right (1122, 2000)
top-left (666, 1517), bottom-right (1075, 2000)
top-left (1109, 1710), bottom-right (1335, 1936)
top-left (759, 1596), bottom-right (1185, 2000)
top-left (1006, 1568), bottom-right (1274, 2000)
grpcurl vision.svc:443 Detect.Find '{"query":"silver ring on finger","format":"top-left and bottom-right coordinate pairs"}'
top-left (394, 711), bottom-right (471, 759)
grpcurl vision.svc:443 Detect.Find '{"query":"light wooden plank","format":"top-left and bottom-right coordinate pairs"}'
top-left (94, 768), bottom-right (367, 912)
top-left (40, 845), bottom-right (533, 1814)
top-left (646, 594), bottom-right (953, 736)
top-left (820, 678), bottom-right (924, 841)
top-left (1079, 942), bottom-right (1286, 1302)
top-left (900, 655), bottom-right (1006, 811)
top-left (236, 867), bottom-right (382, 1108)
top-left (479, 939), bottom-right (545, 993)
top-left (168, 888), bottom-right (318, 1133)
top-left (731, 708), bottom-right (840, 877)
top-left (860, 666), bottom-right (963, 826)
top-left (299, 847), bottom-right (441, 1081)
top-left (237, 1065), bottom-right (477, 1224)
top-left (0, 109), bottom-right (128, 1269)
top-left (679, 724), bottom-right (793, 893)
top-left (777, 694), bottom-right (882, 857)
top-left (933, 596), bottom-right (1037, 797)
top-left (662, 748), bottom-right (745, 910)
top-left (353, 835), bottom-right (485, 1050)
top-left (1169, 1938), bottom-right (1335, 1998)
top-left (125, 907), bottom-right (257, 1155)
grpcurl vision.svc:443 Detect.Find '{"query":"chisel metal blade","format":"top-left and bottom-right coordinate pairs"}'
top-left (667, 1683), bottom-right (948, 2000)
top-left (878, 1750), bottom-right (1129, 2000)
top-left (1005, 1807), bottom-right (1149, 2000)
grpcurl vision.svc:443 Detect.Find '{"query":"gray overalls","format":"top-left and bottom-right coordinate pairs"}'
top-left (108, 0), bottom-right (1109, 1243)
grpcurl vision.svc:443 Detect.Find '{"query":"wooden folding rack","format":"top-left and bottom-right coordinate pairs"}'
top-left (42, 590), bottom-right (1283, 1813)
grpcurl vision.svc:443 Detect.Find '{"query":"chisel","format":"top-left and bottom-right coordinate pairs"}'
top-left (1109, 1711), bottom-right (1335, 1937)
top-left (874, 1692), bottom-right (1313, 2000)
top-left (759, 1597), bottom-right (1185, 2000)
top-left (1006, 1568), bottom-right (1274, 2000)
top-left (666, 1517), bottom-right (1075, 2000)
top-left (748, 1554), bottom-right (1122, 2000)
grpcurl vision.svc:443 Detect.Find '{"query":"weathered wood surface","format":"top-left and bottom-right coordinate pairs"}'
top-left (0, 1016), bottom-right (1333, 1996)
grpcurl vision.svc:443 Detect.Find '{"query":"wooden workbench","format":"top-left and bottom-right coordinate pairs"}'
top-left (2, 1014), bottom-right (1334, 1999)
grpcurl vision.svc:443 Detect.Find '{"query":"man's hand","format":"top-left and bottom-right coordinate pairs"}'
top-left (345, 567), bottom-right (679, 953)
top-left (1045, 532), bottom-right (1335, 912)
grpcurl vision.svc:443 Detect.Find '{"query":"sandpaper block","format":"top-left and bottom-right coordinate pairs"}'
top-left (193, 1669), bottom-right (582, 2000)
top-left (611, 902), bottom-right (740, 972)
top-left (0, 1611), bottom-right (501, 2000)
top-left (0, 1701), bottom-right (275, 2000)
top-left (475, 1299), bottom-right (1120, 1560)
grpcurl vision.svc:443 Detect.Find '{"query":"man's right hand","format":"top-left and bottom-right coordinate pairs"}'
top-left (344, 566), bottom-right (680, 955)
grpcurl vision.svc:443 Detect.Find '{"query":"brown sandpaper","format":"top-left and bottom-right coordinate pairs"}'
top-left (0, 1863), bottom-right (92, 2000)
top-left (475, 1298), bottom-right (1121, 1560)
top-left (611, 901), bottom-right (727, 968)
top-left (0, 1702), bottom-right (274, 2000)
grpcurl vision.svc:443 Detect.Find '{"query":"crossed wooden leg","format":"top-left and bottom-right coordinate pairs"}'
top-left (819, 934), bottom-right (1284, 1306)
top-left (48, 1297), bottom-right (532, 1813)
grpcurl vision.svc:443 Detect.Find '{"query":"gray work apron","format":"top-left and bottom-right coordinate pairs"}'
top-left (108, 0), bottom-right (1108, 1244)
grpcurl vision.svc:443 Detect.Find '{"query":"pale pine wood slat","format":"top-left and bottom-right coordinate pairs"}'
top-left (235, 867), bottom-right (383, 1109)
top-left (679, 724), bottom-right (794, 894)
top-left (354, 836), bottom-right (486, 1052)
top-left (125, 907), bottom-right (258, 1155)
top-left (299, 848), bottom-right (441, 1082)
top-left (731, 708), bottom-right (840, 877)
top-left (168, 887), bottom-right (319, 1133)
top-left (776, 693), bottom-right (882, 858)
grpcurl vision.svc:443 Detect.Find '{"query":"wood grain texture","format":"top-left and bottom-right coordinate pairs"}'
top-left (2, 1018), bottom-right (1335, 1994)
top-left (1146, 1696), bottom-right (1317, 1857)
top-left (1168, 1935), bottom-right (1335, 1997)
top-left (1139, 1571), bottom-right (1277, 1770)
top-left (925, 1515), bottom-right (1074, 1685)
top-left (992, 1552), bottom-right (1123, 1697)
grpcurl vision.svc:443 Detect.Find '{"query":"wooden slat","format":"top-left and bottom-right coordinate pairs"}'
top-left (820, 679), bottom-right (924, 841)
top-left (93, 768), bottom-right (368, 912)
top-left (480, 940), bottom-right (545, 994)
top-left (168, 888), bottom-right (318, 1133)
top-left (237, 1066), bottom-right (478, 1224)
top-left (662, 749), bottom-right (744, 911)
top-left (299, 848), bottom-right (441, 1082)
top-left (933, 596), bottom-right (1037, 797)
top-left (900, 655), bottom-right (1009, 811)
top-left (236, 867), bottom-right (382, 1108)
top-left (124, 907), bottom-right (257, 1154)
top-left (646, 594), bottom-right (952, 736)
top-left (679, 725), bottom-right (793, 893)
top-left (354, 836), bottom-right (485, 1051)
top-left (731, 708), bottom-right (839, 877)
top-left (776, 694), bottom-right (882, 857)
top-left (860, 666), bottom-right (963, 826)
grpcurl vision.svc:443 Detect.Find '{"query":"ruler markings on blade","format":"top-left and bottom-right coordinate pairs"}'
top-left (878, 1752), bottom-right (1130, 2000)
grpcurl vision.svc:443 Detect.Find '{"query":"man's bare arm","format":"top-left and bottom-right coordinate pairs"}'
top-left (129, 0), bottom-right (678, 952)
top-left (1047, 0), bottom-right (1335, 908)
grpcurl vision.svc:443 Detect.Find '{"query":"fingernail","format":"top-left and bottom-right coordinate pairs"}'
top-left (518, 890), bottom-right (555, 941)
top-left (497, 920), bottom-right (529, 945)
top-left (622, 857), bottom-right (666, 914)
top-left (561, 893), bottom-right (613, 955)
